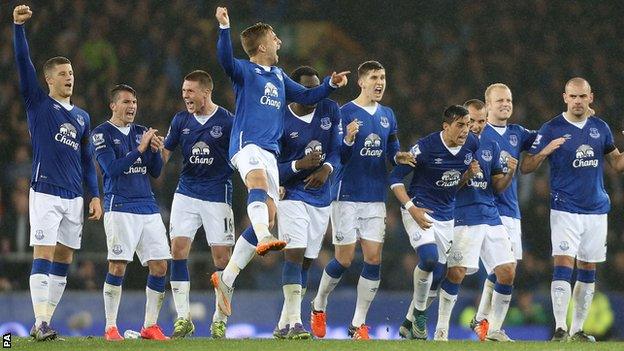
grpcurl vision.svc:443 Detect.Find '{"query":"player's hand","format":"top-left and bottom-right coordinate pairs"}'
top-left (464, 160), bottom-right (482, 179)
top-left (331, 71), bottom-right (350, 88)
top-left (88, 197), bottom-right (103, 221)
top-left (304, 164), bottom-right (332, 189)
top-left (138, 128), bottom-right (158, 153)
top-left (278, 186), bottom-right (286, 200)
top-left (295, 151), bottom-right (322, 170)
top-left (215, 7), bottom-right (230, 27)
top-left (505, 155), bottom-right (518, 174)
top-left (150, 135), bottom-right (164, 153)
top-left (13, 5), bottom-right (33, 25)
top-left (409, 206), bottom-right (433, 230)
top-left (344, 119), bottom-right (361, 144)
top-left (540, 137), bottom-right (566, 156)
top-left (396, 151), bottom-right (416, 167)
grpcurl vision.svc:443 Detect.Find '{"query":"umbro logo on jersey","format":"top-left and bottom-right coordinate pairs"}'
top-left (290, 132), bottom-right (299, 139)
top-left (254, 68), bottom-right (262, 74)
top-left (563, 134), bottom-right (572, 140)
top-left (113, 139), bottom-right (121, 144)
top-left (434, 158), bottom-right (443, 164)
top-left (182, 128), bottom-right (190, 135)
top-left (53, 104), bottom-right (61, 110)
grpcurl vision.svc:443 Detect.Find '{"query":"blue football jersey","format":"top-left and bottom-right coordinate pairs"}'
top-left (14, 24), bottom-right (98, 199)
top-left (390, 132), bottom-right (479, 221)
top-left (331, 102), bottom-right (401, 202)
top-left (217, 28), bottom-right (335, 158)
top-left (278, 99), bottom-right (342, 207)
top-left (164, 108), bottom-right (234, 204)
top-left (92, 122), bottom-right (163, 214)
top-left (529, 114), bottom-right (615, 214)
top-left (454, 138), bottom-right (504, 226)
top-left (480, 123), bottom-right (537, 218)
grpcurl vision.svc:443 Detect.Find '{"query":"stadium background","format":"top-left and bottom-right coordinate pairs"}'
top-left (1, 0), bottom-right (624, 340)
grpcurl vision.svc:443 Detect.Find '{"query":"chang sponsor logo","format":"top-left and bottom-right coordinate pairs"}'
top-left (435, 170), bottom-right (462, 187)
top-left (54, 123), bottom-right (80, 150)
top-left (189, 141), bottom-right (214, 165)
top-left (260, 82), bottom-right (281, 109)
top-left (124, 155), bottom-right (147, 175)
top-left (500, 150), bottom-right (511, 173)
top-left (467, 170), bottom-right (487, 189)
top-left (573, 144), bottom-right (598, 168)
top-left (360, 133), bottom-right (383, 157)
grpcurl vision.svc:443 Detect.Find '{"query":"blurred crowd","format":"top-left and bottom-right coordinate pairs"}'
top-left (1, 0), bottom-right (624, 316)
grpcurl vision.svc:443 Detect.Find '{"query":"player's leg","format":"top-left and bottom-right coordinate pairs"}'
top-left (102, 211), bottom-right (139, 341)
top-left (275, 200), bottom-right (311, 339)
top-left (28, 190), bottom-right (63, 341)
top-left (137, 213), bottom-right (172, 340)
top-left (312, 202), bottom-right (356, 322)
top-left (568, 213), bottom-right (606, 342)
top-left (549, 210), bottom-right (581, 341)
top-left (435, 224), bottom-right (484, 341)
top-left (349, 237), bottom-right (382, 340)
top-left (206, 203), bottom-right (235, 339)
top-left (481, 225), bottom-right (516, 342)
top-left (47, 195), bottom-right (82, 327)
top-left (398, 207), bottom-right (437, 340)
top-left (103, 260), bottom-right (127, 341)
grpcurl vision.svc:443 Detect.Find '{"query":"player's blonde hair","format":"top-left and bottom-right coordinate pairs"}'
top-left (484, 83), bottom-right (511, 103)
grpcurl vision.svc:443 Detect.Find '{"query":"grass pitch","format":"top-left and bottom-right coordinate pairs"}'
top-left (9, 338), bottom-right (624, 351)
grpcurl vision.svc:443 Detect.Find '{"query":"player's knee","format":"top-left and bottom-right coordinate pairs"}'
top-left (335, 255), bottom-right (353, 268)
top-left (447, 267), bottom-right (466, 283)
top-left (149, 260), bottom-right (168, 277)
top-left (171, 239), bottom-right (190, 259)
top-left (53, 244), bottom-right (74, 263)
top-left (576, 261), bottom-right (596, 271)
top-left (245, 170), bottom-right (268, 189)
top-left (108, 261), bottom-right (127, 276)
top-left (416, 243), bottom-right (438, 272)
top-left (495, 264), bottom-right (515, 284)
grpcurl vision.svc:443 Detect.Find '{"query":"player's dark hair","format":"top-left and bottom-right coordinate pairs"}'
top-left (240, 22), bottom-right (274, 57)
top-left (109, 84), bottom-right (137, 103)
top-left (184, 70), bottom-right (214, 90)
top-left (43, 56), bottom-right (71, 75)
top-left (443, 105), bottom-right (469, 124)
top-left (290, 66), bottom-right (319, 84)
top-left (463, 99), bottom-right (485, 110)
top-left (357, 60), bottom-right (384, 78)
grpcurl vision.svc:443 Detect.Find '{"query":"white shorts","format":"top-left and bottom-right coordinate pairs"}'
top-left (169, 193), bottom-right (235, 246)
top-left (448, 224), bottom-right (515, 275)
top-left (400, 209), bottom-right (453, 264)
top-left (104, 211), bottom-right (171, 266)
top-left (231, 144), bottom-right (280, 202)
top-left (29, 189), bottom-right (84, 249)
top-left (331, 201), bottom-right (386, 245)
top-left (278, 200), bottom-right (330, 259)
top-left (501, 216), bottom-right (522, 260)
top-left (550, 210), bottom-right (608, 262)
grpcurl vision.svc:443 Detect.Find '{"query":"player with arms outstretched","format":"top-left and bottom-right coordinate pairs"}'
top-left (211, 7), bottom-right (348, 319)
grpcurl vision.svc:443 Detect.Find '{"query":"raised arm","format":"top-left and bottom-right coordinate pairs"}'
top-left (13, 5), bottom-right (45, 108)
top-left (146, 134), bottom-right (164, 178)
top-left (521, 137), bottom-right (566, 174)
top-left (492, 155), bottom-right (518, 193)
top-left (215, 7), bottom-right (244, 84)
top-left (94, 129), bottom-right (156, 178)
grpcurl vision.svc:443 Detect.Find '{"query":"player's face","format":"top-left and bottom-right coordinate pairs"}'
top-left (468, 106), bottom-right (487, 135)
top-left (261, 30), bottom-right (281, 65)
top-left (443, 114), bottom-right (470, 146)
top-left (46, 63), bottom-right (74, 98)
top-left (111, 91), bottom-right (137, 125)
top-left (359, 69), bottom-right (386, 102)
top-left (487, 87), bottom-right (513, 123)
top-left (298, 74), bottom-right (320, 108)
top-left (564, 82), bottom-right (593, 118)
top-left (182, 80), bottom-right (210, 115)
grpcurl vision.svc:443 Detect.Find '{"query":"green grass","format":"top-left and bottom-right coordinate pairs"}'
top-left (10, 338), bottom-right (624, 351)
